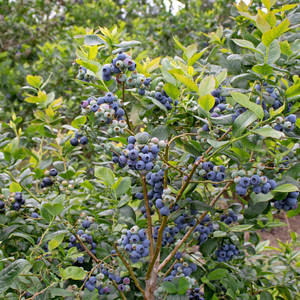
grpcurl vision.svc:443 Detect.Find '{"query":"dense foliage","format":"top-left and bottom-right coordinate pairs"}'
top-left (1, 0), bottom-right (300, 300)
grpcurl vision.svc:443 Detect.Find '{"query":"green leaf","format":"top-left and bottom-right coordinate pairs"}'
top-left (252, 64), bottom-right (273, 76)
top-left (178, 277), bottom-right (190, 295)
top-left (207, 269), bottom-right (228, 280)
top-left (285, 84), bottom-right (300, 101)
top-left (215, 70), bottom-right (227, 85)
top-left (151, 125), bottom-right (171, 140)
top-left (43, 203), bottom-right (63, 216)
top-left (160, 281), bottom-right (177, 294)
top-left (84, 34), bottom-right (104, 45)
top-left (198, 94), bottom-right (215, 112)
top-left (146, 96), bottom-right (168, 113)
top-left (49, 288), bottom-right (74, 298)
top-left (10, 232), bottom-right (35, 245)
top-left (9, 182), bottom-right (21, 193)
top-left (95, 166), bottom-right (115, 186)
top-left (199, 75), bottom-right (215, 97)
top-left (230, 91), bottom-right (264, 119)
top-left (113, 40), bottom-right (141, 48)
top-left (280, 41), bottom-right (293, 56)
top-left (119, 205), bottom-right (136, 222)
top-left (253, 127), bottom-right (285, 139)
top-left (200, 238), bottom-right (218, 256)
top-left (88, 45), bottom-right (98, 60)
top-left (190, 201), bottom-right (215, 214)
top-left (71, 115), bottom-right (86, 129)
top-left (163, 83), bottom-right (180, 100)
top-left (174, 74), bottom-right (198, 92)
top-left (244, 201), bottom-right (269, 219)
top-left (260, 291), bottom-right (273, 300)
top-left (76, 59), bottom-right (98, 74)
top-left (231, 224), bottom-right (254, 232)
top-left (40, 206), bottom-right (54, 223)
top-left (207, 138), bottom-right (229, 149)
top-left (282, 161), bottom-right (300, 180)
top-left (250, 192), bottom-right (274, 205)
top-left (262, 19), bottom-right (290, 47)
top-left (62, 267), bottom-right (86, 280)
top-left (48, 233), bottom-right (65, 251)
top-left (273, 183), bottom-right (299, 193)
top-left (116, 177), bottom-right (131, 198)
top-left (210, 114), bottom-right (233, 125)
top-left (256, 15), bottom-right (271, 33)
top-left (256, 40), bottom-right (281, 65)
top-left (232, 39), bottom-right (263, 55)
top-left (26, 75), bottom-right (43, 89)
top-left (0, 259), bottom-right (30, 294)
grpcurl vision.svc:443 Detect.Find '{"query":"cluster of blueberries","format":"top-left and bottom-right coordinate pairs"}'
top-left (215, 243), bottom-right (240, 263)
top-left (187, 288), bottom-right (205, 300)
top-left (102, 51), bottom-right (136, 82)
top-left (68, 216), bottom-right (96, 263)
top-left (1, 192), bottom-right (26, 212)
top-left (41, 168), bottom-right (58, 188)
top-left (168, 252), bottom-right (197, 278)
top-left (115, 227), bottom-right (150, 263)
top-left (153, 224), bottom-right (179, 246)
top-left (196, 162), bottom-right (226, 184)
top-left (112, 133), bottom-right (167, 171)
top-left (274, 191), bottom-right (299, 211)
top-left (273, 114), bottom-right (297, 133)
top-left (152, 88), bottom-right (179, 111)
top-left (76, 66), bottom-right (94, 83)
top-left (220, 211), bottom-right (238, 225)
top-left (210, 86), bottom-right (227, 116)
top-left (235, 175), bottom-right (276, 196)
top-left (83, 268), bottom-right (131, 295)
top-left (255, 83), bottom-right (293, 112)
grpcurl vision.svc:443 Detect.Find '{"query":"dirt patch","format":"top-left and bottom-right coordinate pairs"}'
top-left (258, 211), bottom-right (300, 247)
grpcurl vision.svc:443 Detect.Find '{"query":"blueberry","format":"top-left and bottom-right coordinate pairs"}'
top-left (43, 177), bottom-right (53, 187)
top-left (135, 192), bottom-right (144, 200)
top-left (80, 136), bottom-right (89, 145)
top-left (268, 180), bottom-right (276, 190)
top-left (175, 251), bottom-right (182, 259)
top-left (287, 114), bottom-right (297, 124)
top-left (160, 206), bottom-right (170, 216)
top-left (15, 193), bottom-right (23, 202)
top-left (207, 171), bottom-right (216, 180)
top-left (236, 186), bottom-right (247, 196)
top-left (136, 160), bottom-right (145, 170)
top-left (155, 199), bottom-right (164, 209)
top-left (289, 191), bottom-right (299, 198)
top-left (82, 220), bottom-right (91, 228)
top-left (145, 162), bottom-right (154, 171)
top-left (250, 175), bottom-right (261, 185)
top-left (31, 212), bottom-right (39, 218)
top-left (239, 177), bottom-right (250, 187)
top-left (262, 183), bottom-right (271, 194)
top-left (70, 137), bottom-right (79, 146)
top-left (131, 234), bottom-right (140, 243)
top-left (49, 168), bottom-right (58, 176)
top-left (216, 172), bottom-right (225, 181)
top-left (117, 52), bottom-right (126, 60)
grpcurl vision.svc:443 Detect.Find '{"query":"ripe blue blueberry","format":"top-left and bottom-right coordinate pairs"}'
top-left (80, 136), bottom-right (89, 145)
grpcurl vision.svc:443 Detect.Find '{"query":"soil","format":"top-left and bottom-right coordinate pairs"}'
top-left (258, 211), bottom-right (300, 247)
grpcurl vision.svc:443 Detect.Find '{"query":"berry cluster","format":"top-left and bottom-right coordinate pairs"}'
top-left (116, 226), bottom-right (150, 263)
top-left (113, 133), bottom-right (167, 171)
top-left (274, 191), bottom-right (299, 211)
top-left (273, 114), bottom-right (297, 133)
top-left (234, 174), bottom-right (276, 196)
top-left (41, 168), bottom-right (58, 188)
top-left (0, 191), bottom-right (25, 213)
top-left (210, 86), bottom-right (227, 116)
top-left (76, 66), bottom-right (94, 83)
top-left (102, 51), bottom-right (136, 82)
top-left (195, 162), bottom-right (226, 185)
top-left (169, 257), bottom-right (198, 278)
top-left (188, 288), bottom-right (205, 300)
top-left (220, 210), bottom-right (238, 225)
top-left (153, 224), bottom-right (179, 246)
top-left (126, 71), bottom-right (152, 96)
top-left (215, 243), bottom-right (240, 263)
top-left (151, 86), bottom-right (179, 110)
top-left (70, 130), bottom-right (89, 146)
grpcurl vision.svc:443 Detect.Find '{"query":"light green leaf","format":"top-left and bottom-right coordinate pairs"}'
top-left (76, 59), bottom-right (98, 74)
top-left (285, 84), bottom-right (300, 101)
top-left (48, 233), bottom-right (65, 251)
top-left (256, 15), bottom-right (271, 33)
top-left (161, 281), bottom-right (177, 294)
top-left (95, 166), bottom-right (115, 186)
top-left (199, 75), bottom-right (215, 97)
top-left (230, 91), bottom-right (264, 119)
top-left (231, 224), bottom-right (254, 232)
top-left (262, 19), bottom-right (290, 47)
top-left (71, 115), bottom-right (86, 129)
top-left (198, 94), bottom-right (215, 112)
top-left (116, 177), bottom-right (131, 198)
top-left (232, 39), bottom-right (264, 55)
top-left (273, 184), bottom-right (299, 193)
top-left (88, 45), bottom-right (98, 60)
top-left (9, 182), bottom-right (21, 193)
top-left (26, 75), bottom-right (43, 89)
top-left (253, 127), bottom-right (285, 139)
top-left (174, 74), bottom-right (198, 92)
top-left (215, 70), bottom-right (228, 85)
top-left (163, 83), bottom-right (180, 100)
top-left (62, 267), bottom-right (86, 280)
top-left (84, 34), bottom-right (105, 46)
top-left (207, 269), bottom-right (227, 280)
top-left (178, 277), bottom-right (190, 294)
top-left (252, 64), bottom-right (273, 76)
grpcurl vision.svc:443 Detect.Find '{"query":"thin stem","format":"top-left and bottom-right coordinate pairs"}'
top-left (74, 234), bottom-right (99, 263)
top-left (122, 82), bottom-right (133, 132)
top-left (113, 245), bottom-right (145, 295)
top-left (158, 182), bottom-right (232, 272)
top-left (168, 133), bottom-right (197, 146)
top-left (141, 175), bottom-right (154, 259)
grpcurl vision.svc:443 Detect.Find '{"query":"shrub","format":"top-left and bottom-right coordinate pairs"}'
top-left (0, 1), bottom-right (300, 299)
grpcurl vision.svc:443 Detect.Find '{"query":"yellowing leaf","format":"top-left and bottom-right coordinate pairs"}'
top-left (262, 19), bottom-right (290, 47)
top-left (26, 75), bottom-right (43, 89)
top-left (88, 45), bottom-right (98, 60)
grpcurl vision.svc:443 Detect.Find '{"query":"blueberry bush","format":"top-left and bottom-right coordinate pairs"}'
top-left (1, 1), bottom-right (300, 300)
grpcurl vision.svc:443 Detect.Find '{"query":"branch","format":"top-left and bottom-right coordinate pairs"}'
top-left (141, 175), bottom-right (154, 259)
top-left (158, 182), bottom-right (232, 272)
top-left (113, 245), bottom-right (145, 295)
